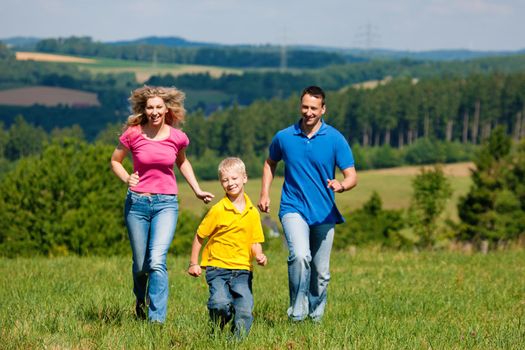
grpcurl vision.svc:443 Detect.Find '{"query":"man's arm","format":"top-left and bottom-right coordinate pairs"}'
top-left (327, 166), bottom-right (357, 193)
top-left (258, 158), bottom-right (278, 213)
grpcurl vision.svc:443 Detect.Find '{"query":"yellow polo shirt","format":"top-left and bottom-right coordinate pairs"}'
top-left (197, 193), bottom-right (265, 271)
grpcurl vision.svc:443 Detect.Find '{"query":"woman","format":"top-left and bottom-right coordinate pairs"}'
top-left (111, 86), bottom-right (214, 323)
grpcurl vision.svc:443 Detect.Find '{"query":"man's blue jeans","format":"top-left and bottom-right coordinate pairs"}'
top-left (205, 267), bottom-right (254, 338)
top-left (281, 213), bottom-right (335, 322)
top-left (124, 190), bottom-right (179, 323)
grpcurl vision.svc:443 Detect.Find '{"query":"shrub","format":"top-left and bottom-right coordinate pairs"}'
top-left (336, 192), bottom-right (405, 248)
top-left (408, 165), bottom-right (452, 247)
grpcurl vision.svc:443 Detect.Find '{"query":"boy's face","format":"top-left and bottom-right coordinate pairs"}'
top-left (219, 169), bottom-right (247, 197)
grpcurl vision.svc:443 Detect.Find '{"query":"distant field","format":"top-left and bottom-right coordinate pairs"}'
top-left (16, 51), bottom-right (96, 64)
top-left (15, 51), bottom-right (242, 83)
top-left (77, 58), bottom-right (242, 83)
top-left (0, 86), bottom-right (100, 107)
top-left (177, 162), bottom-right (474, 222)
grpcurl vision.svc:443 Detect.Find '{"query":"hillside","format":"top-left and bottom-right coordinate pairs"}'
top-left (4, 35), bottom-right (525, 61)
top-left (0, 86), bottom-right (100, 107)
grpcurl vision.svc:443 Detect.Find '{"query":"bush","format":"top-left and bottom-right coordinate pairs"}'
top-left (0, 138), bottom-right (202, 257)
top-left (336, 192), bottom-right (405, 248)
top-left (403, 138), bottom-right (446, 165)
top-left (408, 165), bottom-right (452, 247)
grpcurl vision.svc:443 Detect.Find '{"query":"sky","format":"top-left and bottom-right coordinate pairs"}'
top-left (1, 0), bottom-right (524, 51)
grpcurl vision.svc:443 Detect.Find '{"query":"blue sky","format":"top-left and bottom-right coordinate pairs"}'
top-left (1, 0), bottom-right (524, 51)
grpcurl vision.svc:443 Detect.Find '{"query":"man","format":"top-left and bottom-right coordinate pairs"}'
top-left (258, 85), bottom-right (357, 322)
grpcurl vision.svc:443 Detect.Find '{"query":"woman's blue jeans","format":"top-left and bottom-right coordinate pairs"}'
top-left (205, 267), bottom-right (254, 338)
top-left (281, 213), bottom-right (335, 322)
top-left (124, 190), bottom-right (179, 323)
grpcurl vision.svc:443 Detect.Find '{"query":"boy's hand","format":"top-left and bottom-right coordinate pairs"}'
top-left (255, 253), bottom-right (267, 266)
top-left (188, 264), bottom-right (202, 277)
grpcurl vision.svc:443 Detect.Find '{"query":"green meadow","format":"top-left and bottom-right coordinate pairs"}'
top-left (76, 58), bottom-right (242, 82)
top-left (1, 249), bottom-right (523, 349)
top-left (3, 162), bottom-right (523, 349)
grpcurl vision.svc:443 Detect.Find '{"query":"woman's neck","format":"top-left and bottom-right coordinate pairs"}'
top-left (142, 123), bottom-right (166, 140)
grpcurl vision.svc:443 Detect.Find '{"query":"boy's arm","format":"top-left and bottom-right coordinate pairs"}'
top-left (251, 243), bottom-right (267, 266)
top-left (188, 234), bottom-right (204, 277)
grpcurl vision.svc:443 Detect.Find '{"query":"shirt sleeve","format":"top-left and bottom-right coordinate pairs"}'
top-left (251, 210), bottom-right (265, 243)
top-left (334, 132), bottom-right (355, 170)
top-left (268, 133), bottom-right (282, 162)
top-left (175, 129), bottom-right (190, 150)
top-left (118, 128), bottom-right (132, 150)
top-left (196, 206), bottom-right (218, 239)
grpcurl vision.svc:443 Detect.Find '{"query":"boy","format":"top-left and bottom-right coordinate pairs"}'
top-left (188, 157), bottom-right (267, 338)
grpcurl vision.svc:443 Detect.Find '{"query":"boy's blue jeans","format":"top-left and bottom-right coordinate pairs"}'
top-left (205, 267), bottom-right (254, 338)
top-left (124, 189), bottom-right (179, 323)
top-left (281, 213), bottom-right (335, 322)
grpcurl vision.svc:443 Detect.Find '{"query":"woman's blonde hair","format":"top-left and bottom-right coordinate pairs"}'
top-left (125, 86), bottom-right (186, 128)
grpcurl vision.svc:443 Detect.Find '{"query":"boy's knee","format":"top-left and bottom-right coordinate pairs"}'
top-left (208, 302), bottom-right (232, 317)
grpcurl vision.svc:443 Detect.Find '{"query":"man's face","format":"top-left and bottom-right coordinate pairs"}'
top-left (300, 94), bottom-right (325, 129)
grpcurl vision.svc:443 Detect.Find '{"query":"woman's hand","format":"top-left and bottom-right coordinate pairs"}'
top-left (127, 171), bottom-right (140, 187)
top-left (195, 190), bottom-right (215, 204)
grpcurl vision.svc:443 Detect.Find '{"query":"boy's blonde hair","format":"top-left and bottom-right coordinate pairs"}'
top-left (218, 157), bottom-right (247, 178)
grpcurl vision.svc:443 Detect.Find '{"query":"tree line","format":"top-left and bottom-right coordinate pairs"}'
top-left (180, 72), bottom-right (525, 169)
top-left (33, 36), bottom-right (357, 68)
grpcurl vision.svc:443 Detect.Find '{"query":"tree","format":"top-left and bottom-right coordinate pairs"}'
top-left (4, 116), bottom-right (48, 161)
top-left (409, 165), bottom-right (452, 247)
top-left (457, 127), bottom-right (525, 243)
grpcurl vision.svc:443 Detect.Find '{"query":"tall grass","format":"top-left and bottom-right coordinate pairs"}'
top-left (1, 247), bottom-right (523, 349)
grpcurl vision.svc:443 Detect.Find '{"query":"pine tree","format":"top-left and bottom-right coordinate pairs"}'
top-left (457, 126), bottom-right (525, 243)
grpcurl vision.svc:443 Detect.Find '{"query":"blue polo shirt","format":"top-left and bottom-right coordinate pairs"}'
top-left (269, 119), bottom-right (354, 225)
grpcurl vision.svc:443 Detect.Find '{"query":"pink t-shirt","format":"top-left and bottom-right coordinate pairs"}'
top-left (119, 126), bottom-right (189, 194)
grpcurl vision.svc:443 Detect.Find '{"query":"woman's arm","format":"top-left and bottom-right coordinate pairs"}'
top-left (110, 143), bottom-right (139, 186)
top-left (176, 149), bottom-right (214, 203)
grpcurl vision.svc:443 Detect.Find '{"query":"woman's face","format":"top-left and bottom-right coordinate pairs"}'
top-left (145, 96), bottom-right (167, 127)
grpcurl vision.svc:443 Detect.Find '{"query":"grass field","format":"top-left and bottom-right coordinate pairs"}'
top-left (177, 162), bottom-right (474, 223)
top-left (76, 58), bottom-right (242, 83)
top-left (1, 248), bottom-right (523, 349)
top-left (15, 52), bottom-right (243, 83)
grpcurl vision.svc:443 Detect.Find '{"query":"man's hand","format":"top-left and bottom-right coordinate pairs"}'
top-left (258, 194), bottom-right (271, 213)
top-left (327, 178), bottom-right (345, 193)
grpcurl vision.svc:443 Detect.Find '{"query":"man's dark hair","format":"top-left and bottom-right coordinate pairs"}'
top-left (301, 86), bottom-right (325, 106)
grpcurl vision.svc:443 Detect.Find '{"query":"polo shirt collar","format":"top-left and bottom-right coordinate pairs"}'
top-left (222, 193), bottom-right (253, 214)
top-left (294, 118), bottom-right (328, 137)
